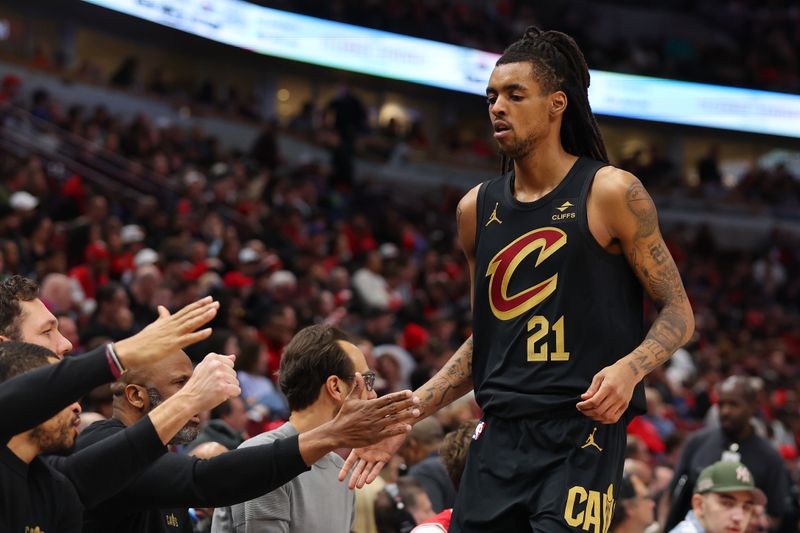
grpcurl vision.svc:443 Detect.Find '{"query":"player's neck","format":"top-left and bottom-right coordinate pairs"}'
top-left (512, 144), bottom-right (578, 203)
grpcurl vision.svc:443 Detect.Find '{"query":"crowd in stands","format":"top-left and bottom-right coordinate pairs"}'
top-left (0, 71), bottom-right (799, 530)
top-left (257, 0), bottom-right (800, 93)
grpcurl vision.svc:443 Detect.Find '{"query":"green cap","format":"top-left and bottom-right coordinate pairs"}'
top-left (694, 461), bottom-right (766, 505)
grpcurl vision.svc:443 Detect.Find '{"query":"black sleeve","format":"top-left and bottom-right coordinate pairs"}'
top-left (668, 432), bottom-right (700, 496)
top-left (664, 433), bottom-right (702, 531)
top-left (54, 472), bottom-right (86, 533)
top-left (764, 453), bottom-right (791, 518)
top-left (45, 416), bottom-right (167, 508)
top-left (0, 346), bottom-right (114, 443)
top-left (94, 434), bottom-right (310, 509)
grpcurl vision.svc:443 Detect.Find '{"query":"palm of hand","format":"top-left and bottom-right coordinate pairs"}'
top-left (339, 433), bottom-right (405, 488)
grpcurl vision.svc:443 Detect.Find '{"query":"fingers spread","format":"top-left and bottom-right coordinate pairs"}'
top-left (339, 451), bottom-right (359, 482)
top-left (365, 461), bottom-right (385, 485)
top-left (348, 458), bottom-right (368, 489)
top-left (180, 328), bottom-right (214, 347)
top-left (356, 461), bottom-right (372, 488)
top-left (175, 296), bottom-right (214, 320)
top-left (181, 303), bottom-right (219, 330)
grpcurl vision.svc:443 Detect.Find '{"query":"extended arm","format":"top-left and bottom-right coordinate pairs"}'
top-left (46, 353), bottom-right (240, 508)
top-left (0, 297), bottom-right (219, 442)
top-left (0, 346), bottom-right (114, 442)
top-left (417, 185), bottom-right (480, 419)
top-left (76, 374), bottom-right (415, 509)
top-left (339, 185), bottom-right (481, 488)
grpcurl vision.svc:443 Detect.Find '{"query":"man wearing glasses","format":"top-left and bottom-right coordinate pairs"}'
top-left (77, 322), bottom-right (416, 533)
top-left (608, 474), bottom-right (656, 533)
top-left (212, 325), bottom-right (379, 533)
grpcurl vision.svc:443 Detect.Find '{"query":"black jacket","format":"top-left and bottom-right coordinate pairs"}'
top-left (0, 347), bottom-right (166, 532)
top-left (77, 417), bottom-right (310, 533)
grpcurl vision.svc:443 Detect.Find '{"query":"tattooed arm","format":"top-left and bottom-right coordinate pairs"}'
top-left (617, 178), bottom-right (694, 375)
top-left (338, 185), bottom-right (481, 487)
top-left (414, 184), bottom-right (481, 416)
top-left (417, 336), bottom-right (474, 418)
top-left (577, 168), bottom-right (694, 424)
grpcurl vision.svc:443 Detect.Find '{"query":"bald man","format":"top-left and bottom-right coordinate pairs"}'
top-left (76, 345), bottom-right (420, 533)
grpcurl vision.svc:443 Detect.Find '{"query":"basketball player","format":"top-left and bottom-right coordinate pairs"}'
top-left (341, 26), bottom-right (694, 533)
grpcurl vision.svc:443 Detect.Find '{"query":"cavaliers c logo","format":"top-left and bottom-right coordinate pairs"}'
top-left (486, 227), bottom-right (566, 320)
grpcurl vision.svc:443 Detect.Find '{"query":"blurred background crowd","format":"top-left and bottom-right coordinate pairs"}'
top-left (0, 0), bottom-right (799, 532)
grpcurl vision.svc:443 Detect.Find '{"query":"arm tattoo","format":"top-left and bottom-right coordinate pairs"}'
top-left (625, 181), bottom-right (658, 239)
top-left (648, 242), bottom-right (668, 265)
top-left (456, 204), bottom-right (463, 229)
top-left (418, 336), bottom-right (473, 415)
top-left (624, 180), bottom-right (692, 376)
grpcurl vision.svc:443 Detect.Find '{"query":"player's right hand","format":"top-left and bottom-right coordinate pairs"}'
top-left (179, 353), bottom-right (240, 412)
top-left (338, 432), bottom-right (406, 489)
top-left (113, 296), bottom-right (219, 368)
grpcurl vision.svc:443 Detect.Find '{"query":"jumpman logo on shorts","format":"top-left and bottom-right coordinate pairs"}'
top-left (485, 202), bottom-right (503, 226)
top-left (581, 427), bottom-right (603, 452)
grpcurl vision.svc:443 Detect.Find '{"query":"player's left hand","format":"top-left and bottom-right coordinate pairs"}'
top-left (576, 360), bottom-right (638, 424)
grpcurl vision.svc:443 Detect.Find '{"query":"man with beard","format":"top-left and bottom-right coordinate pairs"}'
top-left (76, 345), bottom-right (420, 533)
top-left (0, 317), bottom-right (240, 532)
top-left (665, 376), bottom-right (790, 530)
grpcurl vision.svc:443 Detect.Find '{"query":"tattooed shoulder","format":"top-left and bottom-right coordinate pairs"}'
top-left (624, 180), bottom-right (658, 239)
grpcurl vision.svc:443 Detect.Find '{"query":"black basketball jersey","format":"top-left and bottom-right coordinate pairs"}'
top-left (471, 157), bottom-right (646, 418)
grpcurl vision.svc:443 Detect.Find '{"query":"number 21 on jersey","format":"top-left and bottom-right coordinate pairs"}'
top-left (527, 315), bottom-right (569, 361)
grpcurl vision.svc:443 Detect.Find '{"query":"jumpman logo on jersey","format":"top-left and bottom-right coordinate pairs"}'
top-left (485, 202), bottom-right (503, 226)
top-left (581, 427), bottom-right (603, 452)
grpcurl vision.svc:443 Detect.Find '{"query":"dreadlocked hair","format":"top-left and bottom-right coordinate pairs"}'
top-left (497, 26), bottom-right (608, 174)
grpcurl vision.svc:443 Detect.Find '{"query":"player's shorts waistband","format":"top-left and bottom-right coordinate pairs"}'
top-left (483, 405), bottom-right (585, 421)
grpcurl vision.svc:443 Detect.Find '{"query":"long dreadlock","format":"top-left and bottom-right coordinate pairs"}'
top-left (496, 26), bottom-right (609, 174)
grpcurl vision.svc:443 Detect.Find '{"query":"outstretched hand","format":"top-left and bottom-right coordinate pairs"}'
top-left (113, 296), bottom-right (219, 369)
top-left (338, 433), bottom-right (405, 489)
top-left (333, 373), bottom-right (419, 489)
top-left (576, 360), bottom-right (637, 424)
top-left (328, 373), bottom-right (420, 449)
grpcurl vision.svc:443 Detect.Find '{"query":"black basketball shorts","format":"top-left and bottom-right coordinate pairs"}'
top-left (449, 413), bottom-right (629, 533)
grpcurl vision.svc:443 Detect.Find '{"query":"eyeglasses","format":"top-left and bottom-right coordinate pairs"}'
top-left (343, 371), bottom-right (377, 392)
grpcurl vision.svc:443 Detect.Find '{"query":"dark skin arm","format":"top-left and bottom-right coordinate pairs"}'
top-left (576, 167), bottom-right (695, 423)
top-left (338, 184), bottom-right (481, 489)
top-left (414, 184), bottom-right (480, 419)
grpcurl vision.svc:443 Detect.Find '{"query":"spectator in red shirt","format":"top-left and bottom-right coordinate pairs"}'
top-left (69, 241), bottom-right (110, 301)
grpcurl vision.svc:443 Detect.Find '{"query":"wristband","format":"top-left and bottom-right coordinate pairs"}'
top-left (105, 343), bottom-right (126, 379)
